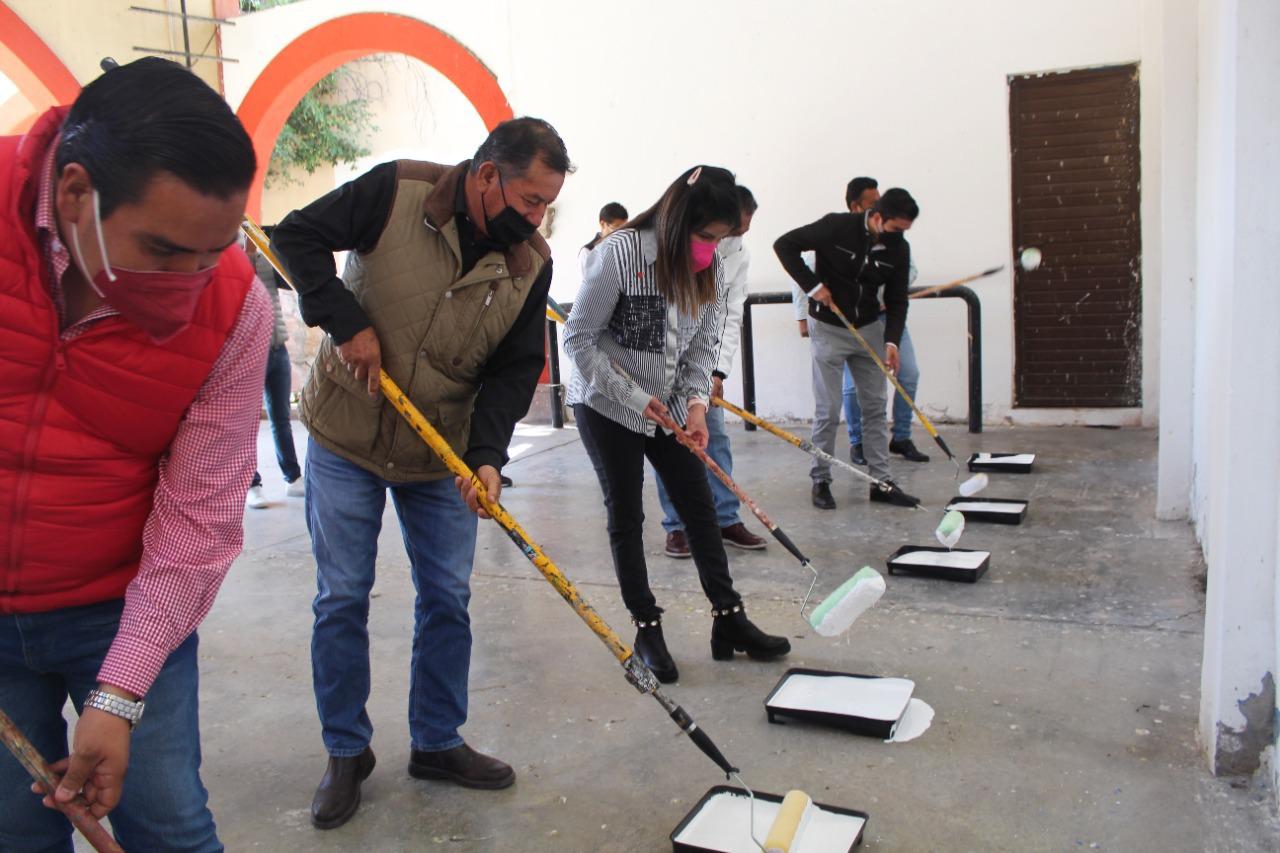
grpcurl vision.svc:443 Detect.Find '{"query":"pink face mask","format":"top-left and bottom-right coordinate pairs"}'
top-left (68, 189), bottom-right (216, 344)
top-left (690, 239), bottom-right (717, 273)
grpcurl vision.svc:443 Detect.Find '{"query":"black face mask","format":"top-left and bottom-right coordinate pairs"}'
top-left (484, 173), bottom-right (537, 246)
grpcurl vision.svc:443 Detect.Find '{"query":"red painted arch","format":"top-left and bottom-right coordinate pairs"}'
top-left (0, 1), bottom-right (81, 134)
top-left (236, 12), bottom-right (513, 218)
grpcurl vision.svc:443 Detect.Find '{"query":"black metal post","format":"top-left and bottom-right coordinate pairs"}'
top-left (739, 287), bottom-right (983, 434)
top-left (546, 317), bottom-right (564, 429)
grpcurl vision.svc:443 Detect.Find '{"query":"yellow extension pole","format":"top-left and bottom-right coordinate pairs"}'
top-left (826, 301), bottom-right (957, 465)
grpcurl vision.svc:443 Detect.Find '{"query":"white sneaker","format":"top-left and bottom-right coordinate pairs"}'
top-left (246, 485), bottom-right (269, 509)
top-left (286, 476), bottom-right (306, 498)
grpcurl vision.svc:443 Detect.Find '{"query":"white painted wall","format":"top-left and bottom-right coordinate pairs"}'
top-left (221, 0), bottom-right (1165, 426)
top-left (1191, 0), bottom-right (1280, 785)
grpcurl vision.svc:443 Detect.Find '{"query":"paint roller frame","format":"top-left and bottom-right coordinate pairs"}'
top-left (669, 784), bottom-right (869, 853)
top-left (713, 396), bottom-right (926, 510)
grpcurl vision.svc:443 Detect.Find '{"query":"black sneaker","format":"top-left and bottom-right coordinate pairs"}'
top-left (869, 478), bottom-right (920, 508)
top-left (889, 438), bottom-right (930, 462)
top-left (811, 482), bottom-right (836, 510)
top-left (849, 443), bottom-right (867, 466)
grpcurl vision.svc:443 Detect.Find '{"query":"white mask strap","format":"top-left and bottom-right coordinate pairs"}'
top-left (91, 189), bottom-right (117, 283)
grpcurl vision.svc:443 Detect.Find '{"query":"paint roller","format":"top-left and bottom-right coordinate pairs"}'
top-left (761, 789), bottom-right (816, 853)
top-left (712, 395), bottom-right (925, 510)
top-left (241, 217), bottom-right (744, 781)
top-left (825, 300), bottom-right (961, 477)
top-left (615, 369), bottom-right (882, 637)
top-left (935, 509), bottom-right (966, 549)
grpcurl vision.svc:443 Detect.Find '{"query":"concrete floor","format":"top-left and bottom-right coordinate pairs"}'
top-left (97, 420), bottom-right (1280, 850)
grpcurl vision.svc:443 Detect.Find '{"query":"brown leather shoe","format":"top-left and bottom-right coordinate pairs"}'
top-left (721, 522), bottom-right (767, 550)
top-left (408, 743), bottom-right (515, 789)
top-left (311, 747), bottom-right (376, 830)
top-left (664, 530), bottom-right (691, 558)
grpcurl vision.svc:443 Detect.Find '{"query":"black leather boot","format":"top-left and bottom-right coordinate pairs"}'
top-left (311, 747), bottom-right (376, 830)
top-left (710, 605), bottom-right (791, 661)
top-left (633, 617), bottom-right (678, 683)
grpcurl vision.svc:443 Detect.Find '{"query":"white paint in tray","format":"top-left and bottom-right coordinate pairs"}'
top-left (948, 500), bottom-right (1027, 515)
top-left (973, 453), bottom-right (1035, 466)
top-left (672, 790), bottom-right (865, 853)
top-left (769, 674), bottom-right (914, 722)
top-left (893, 549), bottom-right (990, 570)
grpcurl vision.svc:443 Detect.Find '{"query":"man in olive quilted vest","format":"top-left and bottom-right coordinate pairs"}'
top-left (271, 118), bottom-right (569, 830)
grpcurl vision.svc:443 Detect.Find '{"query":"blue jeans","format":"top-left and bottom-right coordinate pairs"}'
top-left (655, 405), bottom-right (741, 531)
top-left (0, 600), bottom-right (220, 853)
top-left (845, 321), bottom-right (919, 444)
top-left (305, 439), bottom-right (477, 757)
top-left (252, 344), bottom-right (301, 488)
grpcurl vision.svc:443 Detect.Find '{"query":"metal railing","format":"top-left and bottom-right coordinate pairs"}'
top-left (546, 286), bottom-right (983, 433)
top-left (741, 286), bottom-right (983, 434)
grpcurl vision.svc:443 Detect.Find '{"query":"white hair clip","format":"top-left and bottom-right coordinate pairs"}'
top-left (686, 166), bottom-right (703, 186)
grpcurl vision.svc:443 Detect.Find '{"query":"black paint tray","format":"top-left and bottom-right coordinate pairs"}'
top-left (945, 496), bottom-right (1028, 525)
top-left (764, 667), bottom-right (913, 739)
top-left (887, 545), bottom-right (991, 582)
top-left (671, 784), bottom-right (867, 852)
top-left (968, 452), bottom-right (1036, 473)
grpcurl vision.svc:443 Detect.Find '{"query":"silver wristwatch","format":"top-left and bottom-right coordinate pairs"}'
top-left (84, 688), bottom-right (145, 729)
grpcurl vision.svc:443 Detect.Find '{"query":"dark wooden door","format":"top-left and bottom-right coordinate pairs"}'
top-left (1010, 64), bottom-right (1142, 407)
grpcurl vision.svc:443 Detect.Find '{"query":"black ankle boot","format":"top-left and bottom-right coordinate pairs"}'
top-left (633, 617), bottom-right (678, 683)
top-left (710, 605), bottom-right (791, 661)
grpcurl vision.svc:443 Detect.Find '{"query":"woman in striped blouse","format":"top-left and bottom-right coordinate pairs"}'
top-left (564, 166), bottom-right (790, 684)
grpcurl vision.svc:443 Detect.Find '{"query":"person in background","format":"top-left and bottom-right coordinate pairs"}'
top-left (656, 185), bottom-right (768, 558)
top-left (792, 177), bottom-right (929, 466)
top-left (577, 201), bottom-right (628, 277)
top-left (244, 230), bottom-right (304, 509)
top-left (0, 57), bottom-right (268, 851)
top-left (564, 166), bottom-right (789, 685)
top-left (775, 188), bottom-right (922, 510)
top-left (272, 117), bottom-right (569, 831)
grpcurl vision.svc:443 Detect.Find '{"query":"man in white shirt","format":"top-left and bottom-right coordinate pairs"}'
top-left (656, 186), bottom-right (767, 557)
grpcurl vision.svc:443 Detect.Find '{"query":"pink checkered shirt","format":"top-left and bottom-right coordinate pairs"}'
top-left (33, 143), bottom-right (272, 697)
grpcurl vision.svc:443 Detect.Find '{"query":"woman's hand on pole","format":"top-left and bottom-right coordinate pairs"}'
top-left (642, 396), bottom-right (670, 425)
top-left (684, 403), bottom-right (709, 450)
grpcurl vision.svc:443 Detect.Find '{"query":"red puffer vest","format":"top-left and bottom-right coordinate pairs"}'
top-left (0, 107), bottom-right (254, 613)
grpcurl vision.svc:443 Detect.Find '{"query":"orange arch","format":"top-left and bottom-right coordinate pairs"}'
top-left (236, 12), bottom-right (513, 218)
top-left (0, 1), bottom-right (81, 134)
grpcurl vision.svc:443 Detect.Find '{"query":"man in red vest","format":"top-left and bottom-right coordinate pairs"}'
top-left (0, 58), bottom-right (269, 851)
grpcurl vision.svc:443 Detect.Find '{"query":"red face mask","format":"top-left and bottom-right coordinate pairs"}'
top-left (690, 239), bottom-right (717, 273)
top-left (68, 190), bottom-right (216, 344)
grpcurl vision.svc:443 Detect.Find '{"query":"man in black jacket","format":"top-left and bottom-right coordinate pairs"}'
top-left (774, 188), bottom-right (920, 509)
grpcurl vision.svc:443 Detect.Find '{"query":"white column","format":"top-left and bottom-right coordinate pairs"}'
top-left (1196, 0), bottom-right (1280, 782)
top-left (1151, 0), bottom-right (1199, 520)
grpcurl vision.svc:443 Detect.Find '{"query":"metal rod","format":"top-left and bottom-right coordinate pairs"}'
top-left (0, 708), bottom-right (124, 853)
top-left (131, 46), bottom-right (238, 62)
top-left (912, 284), bottom-right (984, 434)
top-left (179, 0), bottom-right (192, 67)
top-left (128, 5), bottom-right (235, 25)
top-left (741, 301), bottom-right (757, 431)
top-left (546, 317), bottom-right (564, 429)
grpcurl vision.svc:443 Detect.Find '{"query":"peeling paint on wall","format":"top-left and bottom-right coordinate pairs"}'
top-left (1214, 672), bottom-right (1276, 776)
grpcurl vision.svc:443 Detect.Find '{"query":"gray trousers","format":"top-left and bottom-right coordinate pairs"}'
top-left (808, 317), bottom-right (891, 481)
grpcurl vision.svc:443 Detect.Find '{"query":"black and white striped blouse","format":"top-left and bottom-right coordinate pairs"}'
top-left (564, 227), bottom-right (726, 436)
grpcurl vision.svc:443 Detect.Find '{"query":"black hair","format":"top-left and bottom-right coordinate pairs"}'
top-left (584, 202), bottom-right (629, 251)
top-left (872, 187), bottom-right (919, 222)
top-left (599, 202), bottom-right (628, 223)
top-left (845, 176), bottom-right (878, 209)
top-left (471, 116), bottom-right (572, 178)
top-left (735, 185), bottom-right (758, 215)
top-left (627, 165), bottom-right (740, 315)
top-left (55, 57), bottom-right (256, 218)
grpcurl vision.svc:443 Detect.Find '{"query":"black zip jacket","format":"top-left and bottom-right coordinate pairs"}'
top-left (773, 211), bottom-right (911, 346)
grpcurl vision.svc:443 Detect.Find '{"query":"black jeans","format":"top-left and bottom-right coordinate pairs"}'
top-left (574, 404), bottom-right (741, 621)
